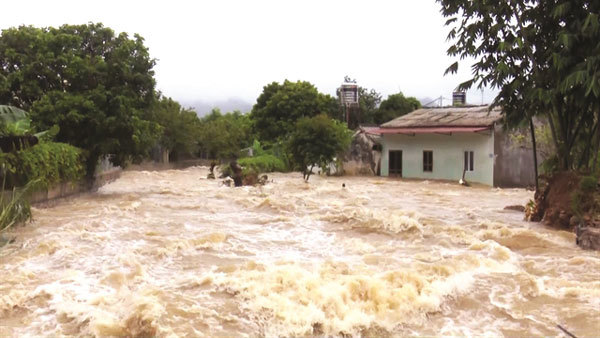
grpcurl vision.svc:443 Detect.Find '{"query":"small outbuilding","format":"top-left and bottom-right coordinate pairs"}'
top-left (372, 105), bottom-right (536, 187)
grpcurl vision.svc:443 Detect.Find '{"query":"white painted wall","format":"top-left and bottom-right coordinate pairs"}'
top-left (380, 132), bottom-right (495, 185)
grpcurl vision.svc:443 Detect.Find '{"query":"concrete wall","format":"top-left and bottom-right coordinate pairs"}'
top-left (380, 132), bottom-right (495, 185)
top-left (493, 125), bottom-right (536, 188)
top-left (28, 168), bottom-right (122, 205)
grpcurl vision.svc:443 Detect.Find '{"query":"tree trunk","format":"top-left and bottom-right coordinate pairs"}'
top-left (304, 164), bottom-right (315, 181)
top-left (547, 112), bottom-right (560, 157)
top-left (530, 117), bottom-right (539, 191)
top-left (594, 114), bottom-right (600, 173)
top-left (578, 118), bottom-right (599, 170)
top-left (85, 152), bottom-right (100, 180)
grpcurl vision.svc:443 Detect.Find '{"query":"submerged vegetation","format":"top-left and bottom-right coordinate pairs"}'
top-left (0, 174), bottom-right (38, 234)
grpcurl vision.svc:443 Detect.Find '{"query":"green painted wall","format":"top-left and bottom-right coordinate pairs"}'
top-left (380, 132), bottom-right (495, 185)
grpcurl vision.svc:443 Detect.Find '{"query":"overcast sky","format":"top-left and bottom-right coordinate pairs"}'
top-left (2, 0), bottom-right (498, 110)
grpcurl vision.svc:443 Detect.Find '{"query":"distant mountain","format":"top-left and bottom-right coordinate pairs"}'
top-left (180, 98), bottom-right (253, 117)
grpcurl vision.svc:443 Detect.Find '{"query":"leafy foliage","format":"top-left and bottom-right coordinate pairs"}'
top-left (571, 175), bottom-right (599, 216)
top-left (0, 177), bottom-right (38, 233)
top-left (0, 142), bottom-right (84, 189)
top-left (238, 154), bottom-right (286, 173)
top-left (146, 95), bottom-right (202, 160)
top-left (0, 23), bottom-right (159, 176)
top-left (0, 105), bottom-right (32, 136)
top-left (287, 114), bottom-right (352, 180)
top-left (197, 108), bottom-right (254, 160)
top-left (357, 87), bottom-right (382, 125)
top-left (251, 80), bottom-right (340, 143)
top-left (439, 0), bottom-right (600, 171)
top-left (375, 92), bottom-right (421, 125)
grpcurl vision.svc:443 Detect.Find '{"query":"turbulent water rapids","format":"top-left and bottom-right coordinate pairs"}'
top-left (1, 167), bottom-right (599, 337)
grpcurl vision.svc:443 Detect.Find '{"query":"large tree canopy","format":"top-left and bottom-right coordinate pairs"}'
top-left (0, 23), bottom-right (159, 175)
top-left (250, 80), bottom-right (339, 143)
top-left (375, 92), bottom-right (421, 125)
top-left (439, 0), bottom-right (600, 171)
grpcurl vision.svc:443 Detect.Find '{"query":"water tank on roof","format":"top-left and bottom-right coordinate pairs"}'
top-left (339, 83), bottom-right (359, 105)
top-left (453, 91), bottom-right (466, 106)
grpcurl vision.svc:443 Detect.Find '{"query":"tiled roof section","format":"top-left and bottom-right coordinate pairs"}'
top-left (380, 105), bottom-right (503, 128)
top-left (359, 126), bottom-right (382, 135)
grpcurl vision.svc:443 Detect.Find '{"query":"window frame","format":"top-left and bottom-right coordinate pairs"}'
top-left (423, 150), bottom-right (433, 172)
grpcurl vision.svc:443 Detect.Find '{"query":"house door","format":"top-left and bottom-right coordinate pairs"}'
top-left (389, 150), bottom-right (402, 177)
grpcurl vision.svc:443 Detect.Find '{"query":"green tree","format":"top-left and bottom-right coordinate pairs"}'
top-left (197, 108), bottom-right (253, 160)
top-left (250, 80), bottom-right (339, 143)
top-left (357, 87), bottom-right (382, 125)
top-left (147, 95), bottom-right (202, 161)
top-left (439, 0), bottom-right (600, 171)
top-left (0, 23), bottom-right (159, 176)
top-left (375, 92), bottom-right (421, 124)
top-left (287, 114), bottom-right (352, 181)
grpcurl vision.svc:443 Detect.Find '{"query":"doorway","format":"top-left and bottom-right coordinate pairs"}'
top-left (389, 150), bottom-right (402, 177)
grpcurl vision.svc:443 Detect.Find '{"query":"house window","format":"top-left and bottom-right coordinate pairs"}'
top-left (464, 151), bottom-right (474, 171)
top-left (423, 151), bottom-right (433, 172)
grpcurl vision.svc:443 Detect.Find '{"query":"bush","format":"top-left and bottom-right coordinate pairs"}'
top-left (0, 142), bottom-right (85, 188)
top-left (579, 175), bottom-right (598, 193)
top-left (571, 175), bottom-right (599, 216)
top-left (238, 154), bottom-right (286, 173)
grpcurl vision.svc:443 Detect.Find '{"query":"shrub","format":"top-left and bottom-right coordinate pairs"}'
top-left (238, 154), bottom-right (286, 173)
top-left (571, 175), bottom-right (599, 216)
top-left (0, 142), bottom-right (85, 189)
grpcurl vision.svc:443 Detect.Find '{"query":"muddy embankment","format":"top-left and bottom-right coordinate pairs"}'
top-left (528, 172), bottom-right (600, 250)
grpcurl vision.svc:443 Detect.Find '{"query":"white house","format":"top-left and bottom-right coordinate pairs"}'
top-left (372, 105), bottom-right (536, 187)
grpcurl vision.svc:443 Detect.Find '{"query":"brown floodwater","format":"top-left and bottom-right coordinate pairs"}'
top-left (1, 167), bottom-right (599, 337)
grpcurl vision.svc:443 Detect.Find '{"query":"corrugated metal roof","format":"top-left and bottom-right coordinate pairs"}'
top-left (380, 105), bottom-right (503, 128)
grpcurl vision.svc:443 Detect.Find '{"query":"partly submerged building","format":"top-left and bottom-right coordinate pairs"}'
top-left (373, 105), bottom-right (536, 187)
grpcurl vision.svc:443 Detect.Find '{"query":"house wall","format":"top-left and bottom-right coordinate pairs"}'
top-left (493, 125), bottom-right (537, 187)
top-left (380, 132), bottom-right (495, 185)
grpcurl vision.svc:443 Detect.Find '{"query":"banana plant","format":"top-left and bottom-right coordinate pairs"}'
top-left (0, 105), bottom-right (32, 136)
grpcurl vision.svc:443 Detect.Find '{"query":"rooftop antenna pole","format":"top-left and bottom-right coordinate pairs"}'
top-left (481, 88), bottom-right (484, 105)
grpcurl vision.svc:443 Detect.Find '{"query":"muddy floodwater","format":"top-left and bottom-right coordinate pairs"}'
top-left (1, 167), bottom-right (599, 337)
